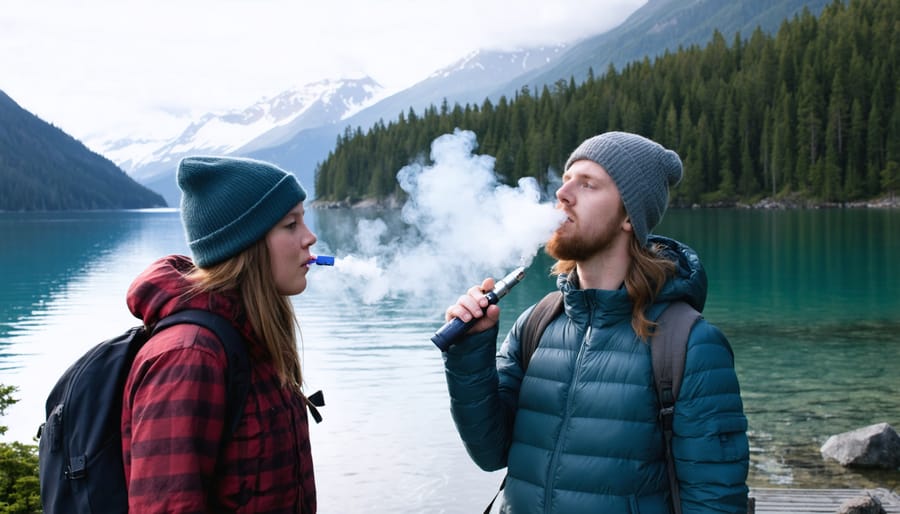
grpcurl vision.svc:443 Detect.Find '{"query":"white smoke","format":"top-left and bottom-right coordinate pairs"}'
top-left (314, 129), bottom-right (565, 306)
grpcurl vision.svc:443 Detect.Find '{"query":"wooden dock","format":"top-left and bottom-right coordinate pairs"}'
top-left (750, 487), bottom-right (900, 513)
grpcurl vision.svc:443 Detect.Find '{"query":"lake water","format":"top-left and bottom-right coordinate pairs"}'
top-left (1, 207), bottom-right (898, 512)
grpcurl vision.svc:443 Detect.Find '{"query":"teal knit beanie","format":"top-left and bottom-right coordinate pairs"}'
top-left (177, 156), bottom-right (307, 267)
top-left (564, 132), bottom-right (683, 245)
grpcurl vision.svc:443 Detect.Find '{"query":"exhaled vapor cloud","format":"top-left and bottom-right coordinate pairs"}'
top-left (315, 129), bottom-right (565, 306)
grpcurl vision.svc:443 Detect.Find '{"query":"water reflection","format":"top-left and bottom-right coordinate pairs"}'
top-left (657, 208), bottom-right (898, 323)
top-left (1, 208), bottom-right (898, 499)
top-left (0, 210), bottom-right (186, 368)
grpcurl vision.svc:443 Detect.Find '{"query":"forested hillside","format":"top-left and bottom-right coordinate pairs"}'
top-left (0, 91), bottom-right (167, 211)
top-left (314, 0), bottom-right (898, 206)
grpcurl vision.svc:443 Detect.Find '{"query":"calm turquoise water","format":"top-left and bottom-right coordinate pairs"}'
top-left (1, 208), bottom-right (898, 512)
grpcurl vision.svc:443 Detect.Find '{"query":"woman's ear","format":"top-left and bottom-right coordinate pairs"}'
top-left (621, 216), bottom-right (633, 234)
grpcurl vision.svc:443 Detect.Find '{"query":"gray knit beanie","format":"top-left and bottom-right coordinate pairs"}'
top-left (564, 132), bottom-right (683, 245)
top-left (177, 156), bottom-right (307, 267)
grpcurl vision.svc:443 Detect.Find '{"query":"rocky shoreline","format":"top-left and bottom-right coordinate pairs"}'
top-left (709, 193), bottom-right (900, 210)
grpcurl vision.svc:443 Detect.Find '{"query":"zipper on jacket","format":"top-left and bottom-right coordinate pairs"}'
top-left (542, 314), bottom-right (593, 513)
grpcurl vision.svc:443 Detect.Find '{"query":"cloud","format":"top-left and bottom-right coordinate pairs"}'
top-left (0, 1), bottom-right (645, 140)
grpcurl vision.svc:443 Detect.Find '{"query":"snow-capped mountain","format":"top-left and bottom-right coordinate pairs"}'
top-left (119, 46), bottom-right (569, 206)
top-left (428, 45), bottom-right (567, 81)
top-left (100, 77), bottom-right (384, 193)
top-left (244, 45), bottom-right (571, 201)
top-left (335, 46), bottom-right (569, 135)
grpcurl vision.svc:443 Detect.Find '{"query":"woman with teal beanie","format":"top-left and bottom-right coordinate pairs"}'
top-left (441, 132), bottom-right (750, 513)
top-left (121, 156), bottom-right (321, 513)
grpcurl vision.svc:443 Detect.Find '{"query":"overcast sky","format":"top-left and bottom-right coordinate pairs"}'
top-left (1, 0), bottom-right (645, 142)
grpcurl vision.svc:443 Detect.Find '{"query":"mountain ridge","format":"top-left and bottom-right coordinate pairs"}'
top-left (1, 0), bottom-right (839, 210)
top-left (246, 0), bottom-right (834, 201)
top-left (495, 0), bottom-right (833, 95)
top-left (104, 77), bottom-right (385, 186)
top-left (0, 90), bottom-right (166, 211)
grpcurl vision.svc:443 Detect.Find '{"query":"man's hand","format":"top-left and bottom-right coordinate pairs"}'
top-left (444, 277), bottom-right (501, 335)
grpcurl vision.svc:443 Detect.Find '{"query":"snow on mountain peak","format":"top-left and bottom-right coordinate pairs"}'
top-left (428, 45), bottom-right (568, 80)
top-left (105, 77), bottom-right (383, 180)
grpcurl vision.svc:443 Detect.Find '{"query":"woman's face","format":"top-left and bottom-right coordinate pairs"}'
top-left (265, 202), bottom-right (317, 295)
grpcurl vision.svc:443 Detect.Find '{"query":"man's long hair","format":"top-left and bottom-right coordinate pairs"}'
top-left (624, 237), bottom-right (676, 339)
top-left (188, 239), bottom-right (303, 392)
top-left (552, 236), bottom-right (675, 339)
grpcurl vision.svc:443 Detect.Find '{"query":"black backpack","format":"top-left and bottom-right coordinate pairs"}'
top-left (36, 309), bottom-right (251, 514)
top-left (484, 292), bottom-right (701, 514)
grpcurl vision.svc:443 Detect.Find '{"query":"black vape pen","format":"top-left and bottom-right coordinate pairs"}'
top-left (431, 266), bottom-right (526, 351)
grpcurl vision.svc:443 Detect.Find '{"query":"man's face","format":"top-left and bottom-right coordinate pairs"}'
top-left (546, 159), bottom-right (629, 261)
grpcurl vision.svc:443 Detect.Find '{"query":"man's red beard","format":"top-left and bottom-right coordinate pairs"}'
top-left (546, 216), bottom-right (623, 262)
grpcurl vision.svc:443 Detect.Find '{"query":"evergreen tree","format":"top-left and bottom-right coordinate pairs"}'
top-left (0, 385), bottom-right (41, 514)
top-left (311, 0), bottom-right (898, 206)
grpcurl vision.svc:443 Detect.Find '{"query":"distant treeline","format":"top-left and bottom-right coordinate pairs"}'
top-left (314, 0), bottom-right (898, 206)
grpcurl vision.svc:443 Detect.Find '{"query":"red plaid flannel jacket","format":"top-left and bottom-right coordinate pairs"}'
top-left (122, 255), bottom-right (316, 513)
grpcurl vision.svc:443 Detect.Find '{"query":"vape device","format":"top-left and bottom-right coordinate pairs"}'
top-left (431, 266), bottom-right (526, 351)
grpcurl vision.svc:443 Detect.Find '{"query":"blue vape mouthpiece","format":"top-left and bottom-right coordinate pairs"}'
top-left (308, 255), bottom-right (335, 266)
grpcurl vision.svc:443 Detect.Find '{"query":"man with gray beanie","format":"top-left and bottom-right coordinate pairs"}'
top-left (441, 132), bottom-right (749, 513)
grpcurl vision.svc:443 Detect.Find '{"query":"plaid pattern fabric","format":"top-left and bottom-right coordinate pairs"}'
top-left (122, 255), bottom-right (316, 513)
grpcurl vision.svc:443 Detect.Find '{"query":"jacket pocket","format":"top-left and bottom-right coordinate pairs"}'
top-left (712, 413), bottom-right (748, 461)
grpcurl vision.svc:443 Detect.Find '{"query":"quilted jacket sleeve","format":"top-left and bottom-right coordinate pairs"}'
top-left (442, 322), bottom-right (522, 472)
top-left (673, 319), bottom-right (750, 513)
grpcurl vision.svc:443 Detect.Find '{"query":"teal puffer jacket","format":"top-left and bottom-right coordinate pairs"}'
top-left (443, 237), bottom-right (749, 514)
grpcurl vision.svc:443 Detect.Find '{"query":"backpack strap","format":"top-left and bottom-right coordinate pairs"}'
top-left (651, 301), bottom-right (701, 514)
top-left (519, 291), bottom-right (564, 372)
top-left (152, 310), bottom-right (251, 439)
top-left (483, 475), bottom-right (505, 514)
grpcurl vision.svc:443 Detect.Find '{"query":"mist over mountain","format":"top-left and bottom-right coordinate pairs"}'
top-left (98, 77), bottom-right (385, 205)
top-left (245, 0), bottom-right (833, 201)
top-left (118, 46), bottom-right (568, 205)
top-left (493, 0), bottom-right (834, 96)
top-left (336, 46), bottom-right (569, 134)
top-left (1, 0), bottom-right (839, 211)
top-left (247, 46), bottom-right (570, 198)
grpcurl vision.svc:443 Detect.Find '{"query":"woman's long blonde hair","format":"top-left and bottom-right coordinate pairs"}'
top-left (187, 238), bottom-right (303, 392)
top-left (551, 236), bottom-right (675, 340)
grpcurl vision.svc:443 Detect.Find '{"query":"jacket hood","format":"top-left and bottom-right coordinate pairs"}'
top-left (648, 235), bottom-right (707, 312)
top-left (555, 235), bottom-right (708, 314)
top-left (126, 255), bottom-right (257, 342)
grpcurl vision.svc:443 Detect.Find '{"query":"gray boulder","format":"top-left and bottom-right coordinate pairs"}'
top-left (820, 422), bottom-right (900, 469)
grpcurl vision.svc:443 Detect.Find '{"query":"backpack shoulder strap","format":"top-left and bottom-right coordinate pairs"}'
top-left (651, 301), bottom-right (702, 514)
top-left (519, 291), bottom-right (564, 372)
top-left (652, 301), bottom-right (700, 407)
top-left (152, 309), bottom-right (251, 438)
